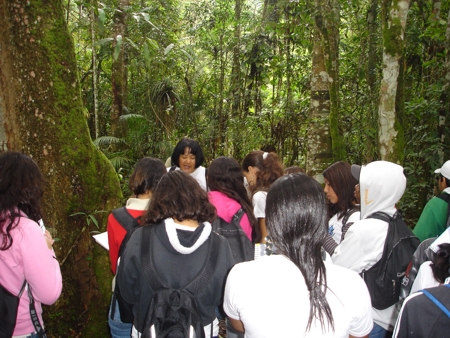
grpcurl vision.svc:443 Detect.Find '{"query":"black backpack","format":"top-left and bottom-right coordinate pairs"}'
top-left (140, 225), bottom-right (219, 338)
top-left (110, 207), bottom-right (140, 323)
top-left (362, 211), bottom-right (420, 310)
top-left (0, 281), bottom-right (26, 338)
top-left (397, 237), bottom-right (436, 309)
top-left (437, 192), bottom-right (450, 228)
top-left (0, 281), bottom-right (47, 338)
top-left (212, 208), bottom-right (253, 264)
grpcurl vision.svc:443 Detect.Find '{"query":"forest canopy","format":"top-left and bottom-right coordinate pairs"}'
top-left (71, 0), bottom-right (449, 222)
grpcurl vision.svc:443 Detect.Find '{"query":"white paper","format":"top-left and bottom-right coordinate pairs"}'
top-left (93, 232), bottom-right (109, 251)
top-left (429, 227), bottom-right (450, 253)
top-left (254, 243), bottom-right (266, 260)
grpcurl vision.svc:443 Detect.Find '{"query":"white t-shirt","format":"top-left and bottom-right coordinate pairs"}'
top-left (224, 255), bottom-right (373, 338)
top-left (252, 191), bottom-right (267, 218)
top-left (168, 166), bottom-right (207, 191)
top-left (410, 261), bottom-right (440, 294)
top-left (328, 211), bottom-right (360, 244)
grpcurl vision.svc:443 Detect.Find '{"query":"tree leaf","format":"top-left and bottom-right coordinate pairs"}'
top-left (146, 38), bottom-right (159, 51)
top-left (113, 35), bottom-right (122, 61)
top-left (180, 48), bottom-right (194, 62)
top-left (125, 37), bottom-right (139, 52)
top-left (95, 38), bottom-right (114, 46)
top-left (88, 214), bottom-right (99, 229)
top-left (164, 43), bottom-right (175, 55)
top-left (93, 136), bottom-right (124, 147)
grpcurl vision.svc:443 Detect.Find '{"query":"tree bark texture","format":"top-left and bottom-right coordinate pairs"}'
top-left (111, 0), bottom-right (130, 138)
top-left (438, 8), bottom-right (449, 162)
top-left (314, 0), bottom-right (345, 161)
top-left (0, 0), bottom-right (122, 336)
top-left (378, 0), bottom-right (410, 162)
top-left (306, 30), bottom-right (333, 182)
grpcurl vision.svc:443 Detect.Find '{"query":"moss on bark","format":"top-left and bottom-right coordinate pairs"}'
top-left (0, 0), bottom-right (122, 335)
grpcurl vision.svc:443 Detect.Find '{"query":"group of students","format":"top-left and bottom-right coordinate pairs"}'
top-left (1, 142), bottom-right (449, 338)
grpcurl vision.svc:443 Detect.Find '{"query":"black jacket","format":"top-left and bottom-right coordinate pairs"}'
top-left (116, 220), bottom-right (235, 332)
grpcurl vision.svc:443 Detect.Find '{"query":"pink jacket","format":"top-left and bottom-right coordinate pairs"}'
top-left (0, 214), bottom-right (62, 336)
top-left (208, 191), bottom-right (253, 241)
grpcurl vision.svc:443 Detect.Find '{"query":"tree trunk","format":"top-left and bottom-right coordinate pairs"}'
top-left (314, 0), bottom-right (345, 161)
top-left (378, 0), bottom-right (410, 162)
top-left (0, 0), bottom-right (122, 336)
top-left (111, 0), bottom-right (129, 138)
top-left (91, 0), bottom-right (99, 139)
top-left (364, 0), bottom-right (380, 161)
top-left (231, 0), bottom-right (242, 157)
top-left (438, 7), bottom-right (449, 162)
top-left (306, 29), bottom-right (333, 182)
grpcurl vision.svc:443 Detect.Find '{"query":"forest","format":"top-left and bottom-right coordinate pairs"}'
top-left (0, 0), bottom-right (449, 336)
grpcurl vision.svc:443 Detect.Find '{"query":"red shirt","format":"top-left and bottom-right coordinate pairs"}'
top-left (107, 200), bottom-right (148, 274)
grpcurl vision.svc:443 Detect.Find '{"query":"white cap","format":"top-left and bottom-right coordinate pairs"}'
top-left (434, 160), bottom-right (450, 180)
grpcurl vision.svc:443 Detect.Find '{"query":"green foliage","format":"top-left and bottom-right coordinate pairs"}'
top-left (67, 0), bottom-right (450, 223)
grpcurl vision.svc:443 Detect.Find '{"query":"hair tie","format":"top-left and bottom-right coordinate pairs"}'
top-left (263, 152), bottom-right (268, 160)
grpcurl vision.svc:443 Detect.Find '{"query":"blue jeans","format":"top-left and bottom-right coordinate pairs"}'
top-left (370, 322), bottom-right (387, 338)
top-left (108, 298), bottom-right (132, 338)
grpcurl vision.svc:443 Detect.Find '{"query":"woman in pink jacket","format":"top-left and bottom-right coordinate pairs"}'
top-left (0, 152), bottom-right (62, 338)
top-left (207, 156), bottom-right (257, 243)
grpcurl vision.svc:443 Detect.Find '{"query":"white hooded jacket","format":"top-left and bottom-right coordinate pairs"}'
top-left (332, 161), bottom-right (406, 331)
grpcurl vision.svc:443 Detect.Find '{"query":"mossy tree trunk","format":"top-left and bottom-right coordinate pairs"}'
top-left (378, 0), bottom-right (410, 162)
top-left (306, 29), bottom-right (333, 182)
top-left (111, 0), bottom-right (130, 139)
top-left (0, 0), bottom-right (122, 336)
top-left (365, 0), bottom-right (381, 162)
top-left (314, 0), bottom-right (346, 161)
top-left (438, 8), bottom-right (449, 162)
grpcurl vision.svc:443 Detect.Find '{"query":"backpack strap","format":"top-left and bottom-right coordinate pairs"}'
top-left (110, 207), bottom-right (140, 321)
top-left (421, 284), bottom-right (450, 319)
top-left (26, 283), bottom-right (47, 337)
top-left (437, 193), bottom-right (450, 228)
top-left (340, 207), bottom-right (360, 242)
top-left (437, 193), bottom-right (450, 204)
top-left (112, 207), bottom-right (139, 257)
top-left (233, 208), bottom-right (245, 224)
top-left (112, 207), bottom-right (139, 232)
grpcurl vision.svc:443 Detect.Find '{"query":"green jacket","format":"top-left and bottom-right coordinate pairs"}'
top-left (413, 193), bottom-right (449, 242)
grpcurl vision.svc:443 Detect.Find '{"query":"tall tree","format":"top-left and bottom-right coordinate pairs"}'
top-left (378, 0), bottom-right (410, 162)
top-left (0, 0), bottom-right (122, 335)
top-left (314, 0), bottom-right (345, 161)
top-left (111, 0), bottom-right (130, 138)
top-left (307, 29), bottom-right (333, 181)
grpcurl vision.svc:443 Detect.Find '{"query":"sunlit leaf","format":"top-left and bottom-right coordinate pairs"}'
top-left (125, 37), bottom-right (139, 51)
top-left (95, 38), bottom-right (114, 46)
top-left (180, 48), bottom-right (194, 62)
top-left (113, 35), bottom-right (122, 61)
top-left (93, 136), bottom-right (124, 147)
top-left (164, 43), bottom-right (175, 55)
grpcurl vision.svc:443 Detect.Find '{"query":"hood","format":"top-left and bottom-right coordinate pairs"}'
top-left (359, 161), bottom-right (406, 219)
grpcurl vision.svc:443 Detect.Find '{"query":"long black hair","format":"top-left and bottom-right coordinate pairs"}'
top-left (431, 243), bottom-right (450, 283)
top-left (323, 161), bottom-right (358, 219)
top-left (0, 151), bottom-right (45, 250)
top-left (266, 173), bottom-right (334, 332)
top-left (207, 156), bottom-right (259, 241)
